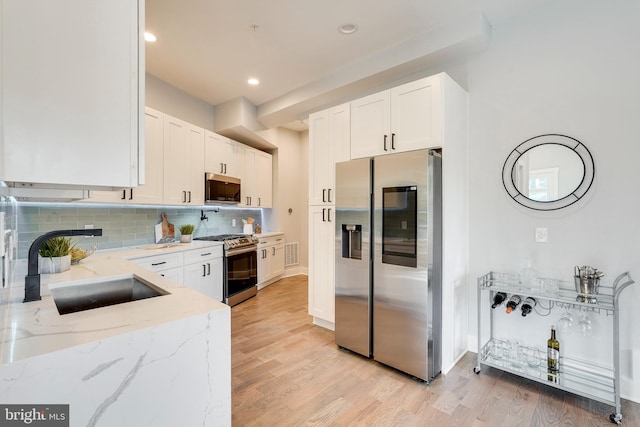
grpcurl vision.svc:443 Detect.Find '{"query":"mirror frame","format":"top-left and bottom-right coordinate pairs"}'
top-left (502, 134), bottom-right (595, 211)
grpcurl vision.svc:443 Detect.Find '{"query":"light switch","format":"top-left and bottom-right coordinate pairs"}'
top-left (535, 227), bottom-right (548, 243)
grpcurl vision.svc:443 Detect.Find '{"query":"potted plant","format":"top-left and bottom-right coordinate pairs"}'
top-left (179, 224), bottom-right (195, 243)
top-left (38, 236), bottom-right (74, 274)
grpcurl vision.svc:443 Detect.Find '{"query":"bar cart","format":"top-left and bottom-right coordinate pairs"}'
top-left (474, 271), bottom-right (634, 425)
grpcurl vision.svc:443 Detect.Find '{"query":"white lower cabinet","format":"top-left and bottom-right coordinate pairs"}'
top-left (307, 206), bottom-right (335, 327)
top-left (182, 246), bottom-right (224, 301)
top-left (129, 245), bottom-right (223, 302)
top-left (257, 234), bottom-right (285, 287)
top-left (129, 252), bottom-right (183, 274)
top-left (157, 267), bottom-right (184, 284)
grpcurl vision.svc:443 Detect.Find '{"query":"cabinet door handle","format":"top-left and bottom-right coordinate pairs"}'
top-left (322, 208), bottom-right (326, 222)
top-left (202, 265), bottom-right (206, 277)
top-left (207, 263), bottom-right (211, 275)
top-left (328, 208), bottom-right (332, 222)
top-left (391, 133), bottom-right (396, 150)
top-left (151, 261), bottom-right (167, 266)
top-left (201, 252), bottom-right (212, 256)
top-left (182, 191), bottom-right (187, 203)
top-left (249, 196), bottom-right (252, 206)
top-left (121, 189), bottom-right (126, 200)
top-left (383, 134), bottom-right (388, 151)
top-left (220, 162), bottom-right (224, 174)
top-left (327, 189), bottom-right (332, 203)
top-left (129, 188), bottom-right (134, 200)
top-left (188, 191), bottom-right (191, 203)
top-left (224, 163), bottom-right (227, 174)
top-left (322, 189), bottom-right (326, 203)
top-left (258, 197), bottom-right (261, 207)
top-left (272, 247), bottom-right (275, 256)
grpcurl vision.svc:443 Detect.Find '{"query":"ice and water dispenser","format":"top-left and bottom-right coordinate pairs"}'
top-left (341, 224), bottom-right (362, 260)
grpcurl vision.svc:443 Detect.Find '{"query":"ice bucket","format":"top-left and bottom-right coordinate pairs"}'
top-left (574, 275), bottom-right (600, 295)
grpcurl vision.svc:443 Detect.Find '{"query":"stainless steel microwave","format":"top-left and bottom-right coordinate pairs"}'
top-left (205, 173), bottom-right (241, 204)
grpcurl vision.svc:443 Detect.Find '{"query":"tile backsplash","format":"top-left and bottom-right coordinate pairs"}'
top-left (16, 204), bottom-right (263, 259)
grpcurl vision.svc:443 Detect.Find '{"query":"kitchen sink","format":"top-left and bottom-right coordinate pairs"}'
top-left (49, 274), bottom-right (169, 315)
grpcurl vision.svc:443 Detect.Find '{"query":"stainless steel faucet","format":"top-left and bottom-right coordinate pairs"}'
top-left (24, 229), bottom-right (103, 302)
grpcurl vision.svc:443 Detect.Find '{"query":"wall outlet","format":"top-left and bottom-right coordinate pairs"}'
top-left (232, 218), bottom-right (236, 227)
top-left (84, 224), bottom-right (94, 229)
top-left (535, 227), bottom-right (548, 243)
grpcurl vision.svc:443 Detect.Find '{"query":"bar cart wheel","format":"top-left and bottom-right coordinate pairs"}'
top-left (609, 413), bottom-right (622, 425)
top-left (473, 367), bottom-right (481, 374)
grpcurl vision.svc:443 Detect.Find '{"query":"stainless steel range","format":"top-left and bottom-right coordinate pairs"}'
top-left (195, 234), bottom-right (258, 306)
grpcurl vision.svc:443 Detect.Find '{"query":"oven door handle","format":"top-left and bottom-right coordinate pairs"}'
top-left (226, 246), bottom-right (257, 257)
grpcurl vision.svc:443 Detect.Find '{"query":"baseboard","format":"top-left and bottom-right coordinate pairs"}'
top-left (284, 266), bottom-right (307, 277)
top-left (312, 317), bottom-right (335, 331)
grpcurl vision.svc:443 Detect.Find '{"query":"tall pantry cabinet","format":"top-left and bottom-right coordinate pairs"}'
top-left (0, 0), bottom-right (144, 191)
top-left (308, 73), bottom-right (469, 374)
top-left (308, 103), bottom-right (350, 328)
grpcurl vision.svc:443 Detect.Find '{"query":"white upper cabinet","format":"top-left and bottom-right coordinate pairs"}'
top-left (255, 150), bottom-right (273, 208)
top-left (308, 103), bottom-right (350, 205)
top-left (0, 0), bottom-right (143, 189)
top-left (163, 115), bottom-right (204, 205)
top-left (85, 107), bottom-right (164, 204)
top-left (239, 145), bottom-right (272, 208)
top-left (205, 131), bottom-right (238, 178)
top-left (350, 75), bottom-right (443, 159)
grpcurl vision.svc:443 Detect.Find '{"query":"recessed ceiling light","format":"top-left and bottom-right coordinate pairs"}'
top-left (248, 78), bottom-right (260, 86)
top-left (144, 32), bottom-right (157, 42)
top-left (338, 23), bottom-right (358, 35)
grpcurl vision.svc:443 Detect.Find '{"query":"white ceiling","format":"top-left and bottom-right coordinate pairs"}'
top-left (145, 0), bottom-right (552, 131)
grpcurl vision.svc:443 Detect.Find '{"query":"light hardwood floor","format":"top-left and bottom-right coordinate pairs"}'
top-left (231, 276), bottom-right (640, 426)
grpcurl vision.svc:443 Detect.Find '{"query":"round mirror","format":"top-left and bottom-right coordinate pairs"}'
top-left (502, 134), bottom-right (595, 211)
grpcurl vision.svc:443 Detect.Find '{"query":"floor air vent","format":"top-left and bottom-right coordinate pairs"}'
top-left (284, 242), bottom-right (299, 266)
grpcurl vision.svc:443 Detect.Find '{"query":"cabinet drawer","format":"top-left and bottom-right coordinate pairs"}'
top-left (183, 245), bottom-right (223, 265)
top-left (129, 252), bottom-right (183, 272)
top-left (257, 235), bottom-right (284, 248)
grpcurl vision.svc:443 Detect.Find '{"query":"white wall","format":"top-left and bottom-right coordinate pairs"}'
top-left (146, 74), bottom-right (214, 131)
top-left (261, 128), bottom-right (309, 274)
top-left (465, 0), bottom-right (640, 401)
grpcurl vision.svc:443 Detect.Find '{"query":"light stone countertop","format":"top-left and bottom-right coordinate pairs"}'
top-left (254, 231), bottom-right (285, 239)
top-left (0, 241), bottom-right (227, 366)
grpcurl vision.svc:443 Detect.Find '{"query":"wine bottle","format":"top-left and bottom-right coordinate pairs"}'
top-left (520, 297), bottom-right (537, 317)
top-left (505, 295), bottom-right (521, 314)
top-left (491, 292), bottom-right (507, 309)
top-left (547, 325), bottom-right (560, 382)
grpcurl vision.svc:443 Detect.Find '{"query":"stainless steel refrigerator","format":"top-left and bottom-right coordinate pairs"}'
top-left (335, 149), bottom-right (442, 382)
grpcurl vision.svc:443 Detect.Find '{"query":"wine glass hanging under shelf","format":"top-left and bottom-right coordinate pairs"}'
top-left (478, 271), bottom-right (629, 315)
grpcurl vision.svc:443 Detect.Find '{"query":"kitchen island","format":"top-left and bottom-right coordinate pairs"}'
top-left (0, 243), bottom-right (230, 426)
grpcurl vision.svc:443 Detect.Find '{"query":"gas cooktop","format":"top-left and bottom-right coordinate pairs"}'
top-left (194, 234), bottom-right (258, 250)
